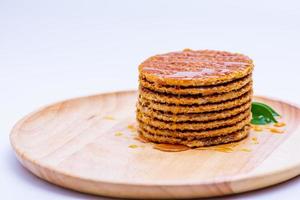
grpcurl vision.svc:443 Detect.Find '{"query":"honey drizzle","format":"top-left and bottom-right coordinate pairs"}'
top-left (103, 116), bottom-right (115, 120)
top-left (250, 123), bottom-right (286, 134)
top-left (240, 148), bottom-right (252, 152)
top-left (114, 131), bottom-right (123, 136)
top-left (274, 122), bottom-right (286, 127)
top-left (252, 125), bottom-right (263, 132)
top-left (153, 144), bottom-right (190, 152)
top-left (268, 128), bottom-right (284, 134)
top-left (251, 137), bottom-right (259, 144)
top-left (128, 144), bottom-right (138, 149)
top-left (127, 124), bottom-right (137, 132)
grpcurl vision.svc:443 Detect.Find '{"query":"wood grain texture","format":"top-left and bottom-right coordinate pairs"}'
top-left (10, 90), bottom-right (300, 199)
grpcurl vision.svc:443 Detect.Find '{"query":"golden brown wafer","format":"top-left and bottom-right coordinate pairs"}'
top-left (137, 108), bottom-right (250, 131)
top-left (138, 90), bottom-right (253, 114)
top-left (140, 74), bottom-right (252, 95)
top-left (138, 115), bottom-right (251, 139)
top-left (139, 125), bottom-right (250, 147)
top-left (139, 82), bottom-right (252, 105)
top-left (136, 101), bottom-right (251, 122)
top-left (139, 49), bottom-right (254, 87)
top-left (137, 49), bottom-right (254, 147)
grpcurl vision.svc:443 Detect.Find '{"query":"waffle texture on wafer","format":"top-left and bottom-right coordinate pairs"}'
top-left (139, 82), bottom-right (252, 105)
top-left (139, 90), bottom-right (252, 114)
top-left (139, 126), bottom-right (250, 148)
top-left (140, 74), bottom-right (252, 95)
top-left (136, 101), bottom-right (251, 122)
top-left (136, 49), bottom-right (254, 148)
top-left (139, 49), bottom-right (254, 86)
top-left (138, 116), bottom-right (251, 139)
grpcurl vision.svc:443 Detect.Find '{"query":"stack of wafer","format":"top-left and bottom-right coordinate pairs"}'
top-left (137, 49), bottom-right (254, 148)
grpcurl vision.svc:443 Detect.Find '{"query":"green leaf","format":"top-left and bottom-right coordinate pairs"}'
top-left (252, 102), bottom-right (280, 117)
top-left (251, 102), bottom-right (279, 125)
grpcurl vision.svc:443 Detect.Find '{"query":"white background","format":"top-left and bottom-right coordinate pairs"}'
top-left (1, 0), bottom-right (300, 199)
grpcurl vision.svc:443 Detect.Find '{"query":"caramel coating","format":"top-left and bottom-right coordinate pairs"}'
top-left (139, 49), bottom-right (254, 86)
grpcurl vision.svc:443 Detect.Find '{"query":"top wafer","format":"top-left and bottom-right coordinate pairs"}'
top-left (139, 49), bottom-right (254, 86)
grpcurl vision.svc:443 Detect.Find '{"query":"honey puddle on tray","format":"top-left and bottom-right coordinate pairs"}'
top-left (153, 144), bottom-right (190, 152)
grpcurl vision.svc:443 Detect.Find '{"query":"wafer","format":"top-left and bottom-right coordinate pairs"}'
top-left (139, 126), bottom-right (250, 147)
top-left (137, 108), bottom-right (250, 131)
top-left (136, 49), bottom-right (254, 148)
top-left (136, 101), bottom-right (251, 122)
top-left (139, 90), bottom-right (252, 114)
top-left (138, 115), bottom-right (251, 139)
top-left (139, 82), bottom-right (252, 105)
top-left (139, 49), bottom-right (254, 87)
top-left (140, 74), bottom-right (252, 95)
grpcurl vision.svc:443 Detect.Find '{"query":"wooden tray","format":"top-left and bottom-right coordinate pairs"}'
top-left (10, 90), bottom-right (300, 199)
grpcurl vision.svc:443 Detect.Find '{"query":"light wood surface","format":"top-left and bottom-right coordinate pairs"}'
top-left (10, 90), bottom-right (300, 199)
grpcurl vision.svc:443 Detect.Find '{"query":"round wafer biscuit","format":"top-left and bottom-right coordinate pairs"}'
top-left (139, 125), bottom-right (250, 148)
top-left (137, 108), bottom-right (250, 131)
top-left (139, 82), bottom-right (252, 105)
top-left (138, 115), bottom-right (251, 138)
top-left (139, 49), bottom-right (254, 87)
top-left (140, 74), bottom-right (252, 95)
top-left (136, 101), bottom-right (251, 122)
top-left (138, 90), bottom-right (252, 114)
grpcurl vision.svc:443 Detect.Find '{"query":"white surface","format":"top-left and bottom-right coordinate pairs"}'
top-left (1, 0), bottom-right (300, 199)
